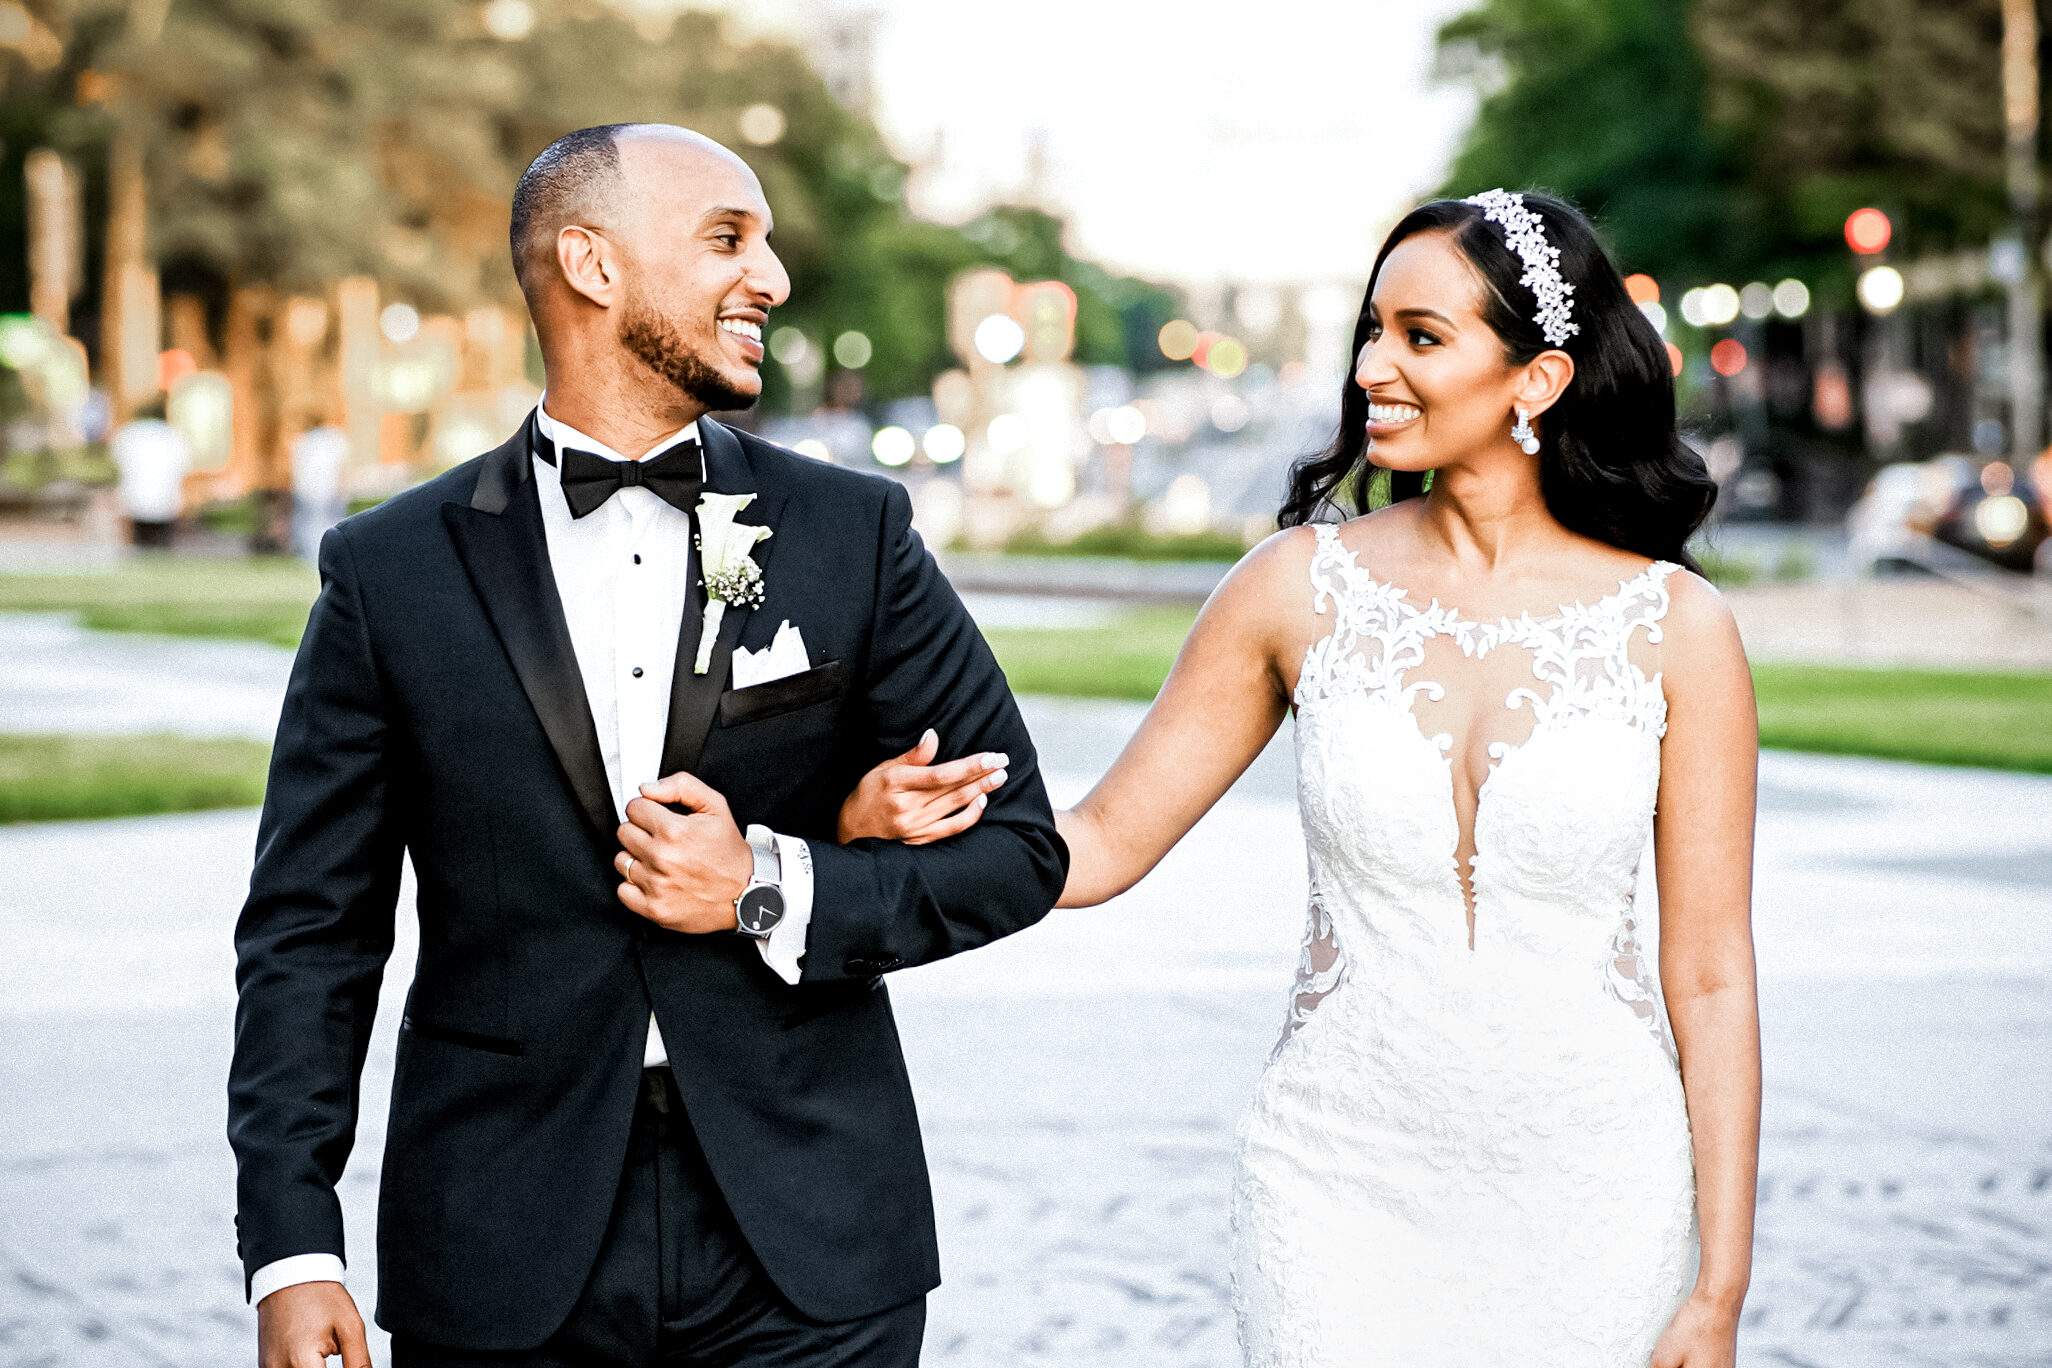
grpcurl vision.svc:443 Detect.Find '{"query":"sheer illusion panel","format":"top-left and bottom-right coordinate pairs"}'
top-left (1275, 891), bottom-right (1345, 1059)
top-left (1406, 631), bottom-right (1542, 946)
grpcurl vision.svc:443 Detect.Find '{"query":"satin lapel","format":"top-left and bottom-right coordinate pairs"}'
top-left (443, 421), bottom-right (619, 843)
top-left (658, 418), bottom-right (791, 779)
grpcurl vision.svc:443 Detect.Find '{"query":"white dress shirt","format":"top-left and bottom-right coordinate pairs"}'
top-left (250, 402), bottom-right (814, 1306)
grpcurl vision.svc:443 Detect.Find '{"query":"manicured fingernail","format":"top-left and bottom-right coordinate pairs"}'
top-left (986, 752), bottom-right (1008, 769)
top-left (989, 769), bottom-right (1008, 787)
top-left (924, 728), bottom-right (937, 745)
top-left (974, 793), bottom-right (987, 809)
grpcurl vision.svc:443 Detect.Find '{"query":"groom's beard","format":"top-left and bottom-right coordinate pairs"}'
top-left (619, 288), bottom-right (758, 413)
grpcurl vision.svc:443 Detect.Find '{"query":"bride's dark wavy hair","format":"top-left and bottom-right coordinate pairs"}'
top-left (1278, 192), bottom-right (1715, 569)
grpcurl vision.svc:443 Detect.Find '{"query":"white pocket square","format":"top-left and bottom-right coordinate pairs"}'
top-left (731, 620), bottom-right (810, 690)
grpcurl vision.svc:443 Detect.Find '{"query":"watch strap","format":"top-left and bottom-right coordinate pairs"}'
top-left (745, 824), bottom-right (781, 885)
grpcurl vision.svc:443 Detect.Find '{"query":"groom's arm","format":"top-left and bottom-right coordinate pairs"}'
top-left (228, 525), bottom-right (403, 1297)
top-left (799, 482), bottom-right (1067, 981)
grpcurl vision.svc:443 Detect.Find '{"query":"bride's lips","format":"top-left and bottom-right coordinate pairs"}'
top-left (1365, 399), bottom-right (1422, 437)
top-left (718, 314), bottom-right (766, 364)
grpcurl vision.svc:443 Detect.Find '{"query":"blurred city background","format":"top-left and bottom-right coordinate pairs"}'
top-left (0, 1), bottom-right (2048, 1366)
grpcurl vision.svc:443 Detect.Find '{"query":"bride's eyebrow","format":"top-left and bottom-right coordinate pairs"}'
top-left (1393, 307), bottom-right (1457, 327)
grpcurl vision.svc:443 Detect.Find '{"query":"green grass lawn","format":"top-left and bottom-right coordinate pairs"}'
top-left (0, 557), bottom-right (319, 647)
top-left (1749, 663), bottom-right (2052, 772)
top-left (0, 733), bottom-right (272, 823)
top-left (1, 562), bottom-right (2046, 776)
top-left (987, 609), bottom-right (2052, 774)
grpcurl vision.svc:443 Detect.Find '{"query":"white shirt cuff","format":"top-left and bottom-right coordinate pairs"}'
top-left (250, 1252), bottom-right (346, 1306)
top-left (755, 833), bottom-right (814, 985)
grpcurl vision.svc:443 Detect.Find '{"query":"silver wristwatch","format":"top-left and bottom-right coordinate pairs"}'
top-left (734, 824), bottom-right (786, 939)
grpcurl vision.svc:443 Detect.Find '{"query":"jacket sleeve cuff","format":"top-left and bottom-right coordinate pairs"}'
top-left (753, 833), bottom-right (814, 986)
top-left (250, 1252), bottom-right (346, 1306)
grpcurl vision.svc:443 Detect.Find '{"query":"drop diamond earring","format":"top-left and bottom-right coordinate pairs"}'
top-left (1511, 407), bottom-right (1540, 455)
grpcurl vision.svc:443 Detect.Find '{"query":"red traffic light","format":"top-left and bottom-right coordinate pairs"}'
top-left (1845, 208), bottom-right (1892, 255)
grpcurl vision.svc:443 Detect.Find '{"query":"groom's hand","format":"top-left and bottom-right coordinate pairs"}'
top-left (616, 773), bottom-right (752, 933)
top-left (257, 1280), bottom-right (370, 1368)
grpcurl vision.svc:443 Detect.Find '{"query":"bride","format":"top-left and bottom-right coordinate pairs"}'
top-left (840, 189), bottom-right (1759, 1366)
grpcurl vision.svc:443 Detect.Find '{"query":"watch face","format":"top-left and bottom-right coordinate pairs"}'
top-left (737, 885), bottom-right (786, 936)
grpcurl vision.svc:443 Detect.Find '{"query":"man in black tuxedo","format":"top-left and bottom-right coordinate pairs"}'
top-left (229, 123), bottom-right (1066, 1367)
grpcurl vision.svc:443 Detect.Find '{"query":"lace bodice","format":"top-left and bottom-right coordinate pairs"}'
top-left (1283, 522), bottom-right (1678, 1060)
top-left (1230, 523), bottom-right (1698, 1366)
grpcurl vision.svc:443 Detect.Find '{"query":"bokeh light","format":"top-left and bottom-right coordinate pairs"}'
top-left (380, 302), bottom-right (420, 343)
top-left (1710, 338), bottom-right (1748, 377)
top-left (1845, 207), bottom-right (1892, 255)
top-left (1157, 319), bottom-right (1199, 361)
top-left (1210, 393), bottom-right (1250, 432)
top-left (1638, 301), bottom-right (1667, 335)
top-left (1975, 494), bottom-right (2030, 547)
top-left (157, 348), bottom-right (197, 391)
top-left (973, 314), bottom-right (1025, 364)
top-left (922, 422), bottom-right (965, 463)
top-left (1857, 265), bottom-right (1905, 314)
top-left (1772, 279), bottom-right (1811, 319)
top-left (1665, 342), bottom-right (1684, 377)
top-left (738, 104), bottom-right (786, 147)
top-left (871, 425), bottom-right (914, 466)
top-left (1105, 405), bottom-right (1147, 445)
top-left (769, 327), bottom-right (810, 365)
top-left (482, 0), bottom-right (535, 41)
top-left (1623, 273), bottom-right (1660, 306)
top-left (1700, 284), bottom-right (1741, 327)
top-left (987, 412), bottom-right (1028, 453)
top-left (0, 315), bottom-right (52, 369)
top-left (832, 330), bottom-right (872, 369)
top-left (1739, 282), bottom-right (1774, 320)
top-left (793, 438), bottom-right (832, 462)
top-left (1204, 337), bottom-right (1249, 379)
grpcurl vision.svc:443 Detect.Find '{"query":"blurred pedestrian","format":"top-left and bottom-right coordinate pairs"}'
top-left (109, 400), bottom-right (191, 548)
top-left (290, 423), bottom-right (350, 559)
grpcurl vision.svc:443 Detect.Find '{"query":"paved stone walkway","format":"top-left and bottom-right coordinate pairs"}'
top-left (2, 663), bottom-right (2050, 1365)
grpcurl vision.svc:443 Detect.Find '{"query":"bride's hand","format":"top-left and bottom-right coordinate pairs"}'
top-left (837, 729), bottom-right (1008, 845)
top-left (1648, 1292), bottom-right (1739, 1368)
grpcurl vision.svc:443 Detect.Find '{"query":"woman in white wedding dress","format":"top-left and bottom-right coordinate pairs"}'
top-left (841, 190), bottom-right (1759, 1366)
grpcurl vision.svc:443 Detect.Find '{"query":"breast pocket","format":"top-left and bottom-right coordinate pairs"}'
top-left (717, 659), bottom-right (850, 727)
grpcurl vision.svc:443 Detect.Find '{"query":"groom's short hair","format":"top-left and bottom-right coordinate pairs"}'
top-left (510, 124), bottom-right (637, 288)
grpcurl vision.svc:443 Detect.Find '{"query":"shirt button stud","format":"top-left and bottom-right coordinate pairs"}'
top-left (632, 667), bottom-right (644, 678)
top-left (633, 554), bottom-right (641, 565)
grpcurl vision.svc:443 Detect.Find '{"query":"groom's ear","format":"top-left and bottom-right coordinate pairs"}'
top-left (556, 224), bottom-right (619, 310)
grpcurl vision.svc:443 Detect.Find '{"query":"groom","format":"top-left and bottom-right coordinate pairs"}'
top-left (228, 124), bottom-right (1066, 1366)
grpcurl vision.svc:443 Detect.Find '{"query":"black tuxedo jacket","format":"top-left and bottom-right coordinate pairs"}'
top-left (227, 414), bottom-right (1066, 1349)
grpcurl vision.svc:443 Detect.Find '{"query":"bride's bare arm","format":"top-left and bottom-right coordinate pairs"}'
top-left (837, 529), bottom-right (1312, 906)
top-left (1053, 530), bottom-right (1308, 907)
top-left (1648, 571), bottom-right (1760, 1368)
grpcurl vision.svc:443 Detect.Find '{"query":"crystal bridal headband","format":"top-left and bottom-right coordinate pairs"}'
top-left (1462, 188), bottom-right (1579, 348)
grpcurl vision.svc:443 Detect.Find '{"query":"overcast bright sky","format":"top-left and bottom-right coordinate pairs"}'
top-left (699, 0), bottom-right (1479, 292)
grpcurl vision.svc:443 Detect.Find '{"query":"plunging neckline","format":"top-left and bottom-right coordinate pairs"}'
top-left (1295, 528), bottom-right (1677, 951)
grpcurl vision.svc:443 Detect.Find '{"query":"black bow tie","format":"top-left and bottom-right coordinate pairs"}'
top-left (556, 440), bottom-right (704, 519)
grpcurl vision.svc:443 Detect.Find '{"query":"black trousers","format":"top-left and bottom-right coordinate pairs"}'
top-left (393, 1069), bottom-right (925, 1367)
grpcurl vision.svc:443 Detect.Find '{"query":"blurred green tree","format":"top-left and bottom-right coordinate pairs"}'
top-left (1437, 0), bottom-right (1743, 280)
top-left (1438, 0), bottom-right (2011, 288)
top-left (0, 0), bottom-right (1171, 406)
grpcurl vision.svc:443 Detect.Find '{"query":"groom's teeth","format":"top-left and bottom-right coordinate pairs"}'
top-left (719, 319), bottom-right (763, 343)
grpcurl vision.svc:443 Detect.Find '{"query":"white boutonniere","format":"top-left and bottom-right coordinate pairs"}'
top-left (694, 491), bottom-right (772, 675)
